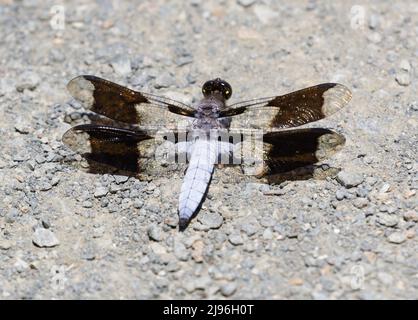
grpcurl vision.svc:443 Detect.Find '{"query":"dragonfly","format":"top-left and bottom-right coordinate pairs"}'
top-left (62, 75), bottom-right (352, 229)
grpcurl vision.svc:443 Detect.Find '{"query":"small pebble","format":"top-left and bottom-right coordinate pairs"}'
top-left (376, 213), bottom-right (398, 227)
top-left (403, 211), bottom-right (418, 222)
top-left (220, 282), bottom-right (237, 297)
top-left (14, 124), bottom-right (30, 134)
top-left (150, 242), bottom-right (167, 255)
top-left (368, 14), bottom-right (379, 30)
top-left (367, 32), bottom-right (382, 43)
top-left (148, 224), bottom-right (163, 242)
top-left (253, 5), bottom-right (279, 24)
top-left (32, 228), bottom-right (60, 248)
top-left (164, 216), bottom-right (178, 228)
top-left (110, 55), bottom-right (132, 76)
top-left (14, 258), bottom-right (29, 273)
top-left (41, 219), bottom-right (51, 229)
top-left (365, 176), bottom-right (378, 186)
top-left (395, 73), bottom-right (410, 86)
top-left (387, 232), bottom-right (406, 244)
top-left (94, 186), bottom-right (108, 198)
top-left (240, 222), bottom-right (260, 236)
top-left (335, 189), bottom-right (346, 200)
top-left (198, 212), bottom-right (223, 229)
top-left (0, 239), bottom-right (13, 250)
top-left (82, 200), bottom-right (93, 208)
top-left (228, 233), bottom-right (244, 245)
top-left (399, 59), bottom-right (411, 72)
top-left (336, 171), bottom-right (364, 188)
top-left (133, 199), bottom-right (144, 209)
top-left (174, 240), bottom-right (190, 261)
top-left (262, 228), bottom-right (273, 240)
top-left (154, 73), bottom-right (176, 89)
top-left (237, 0), bottom-right (257, 7)
top-left (81, 245), bottom-right (96, 261)
top-left (379, 183), bottom-right (391, 193)
top-left (114, 175), bottom-right (129, 184)
top-left (16, 71), bottom-right (40, 91)
top-left (353, 198), bottom-right (368, 209)
top-left (191, 240), bottom-right (204, 263)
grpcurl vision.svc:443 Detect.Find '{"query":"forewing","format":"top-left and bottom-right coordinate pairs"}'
top-left (224, 83), bottom-right (352, 130)
top-left (67, 75), bottom-right (196, 126)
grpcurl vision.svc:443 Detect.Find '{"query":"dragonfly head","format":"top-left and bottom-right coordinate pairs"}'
top-left (202, 78), bottom-right (232, 100)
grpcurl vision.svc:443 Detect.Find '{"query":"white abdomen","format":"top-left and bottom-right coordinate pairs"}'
top-left (178, 139), bottom-right (217, 228)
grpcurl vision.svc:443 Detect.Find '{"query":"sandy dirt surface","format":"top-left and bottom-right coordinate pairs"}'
top-left (0, 0), bottom-right (417, 299)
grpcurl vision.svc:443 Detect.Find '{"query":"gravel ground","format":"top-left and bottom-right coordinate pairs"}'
top-left (0, 0), bottom-right (417, 299)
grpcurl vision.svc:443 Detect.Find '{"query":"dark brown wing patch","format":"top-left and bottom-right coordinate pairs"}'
top-left (262, 128), bottom-right (346, 175)
top-left (62, 124), bottom-right (153, 174)
top-left (67, 75), bottom-right (196, 125)
top-left (223, 83), bottom-right (352, 130)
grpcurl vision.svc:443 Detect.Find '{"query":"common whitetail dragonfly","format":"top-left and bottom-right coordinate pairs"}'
top-left (62, 75), bottom-right (351, 229)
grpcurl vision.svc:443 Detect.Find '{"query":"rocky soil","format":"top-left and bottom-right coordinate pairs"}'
top-left (0, 0), bottom-right (417, 299)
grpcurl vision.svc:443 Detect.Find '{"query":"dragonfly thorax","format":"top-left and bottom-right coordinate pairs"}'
top-left (193, 95), bottom-right (227, 130)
